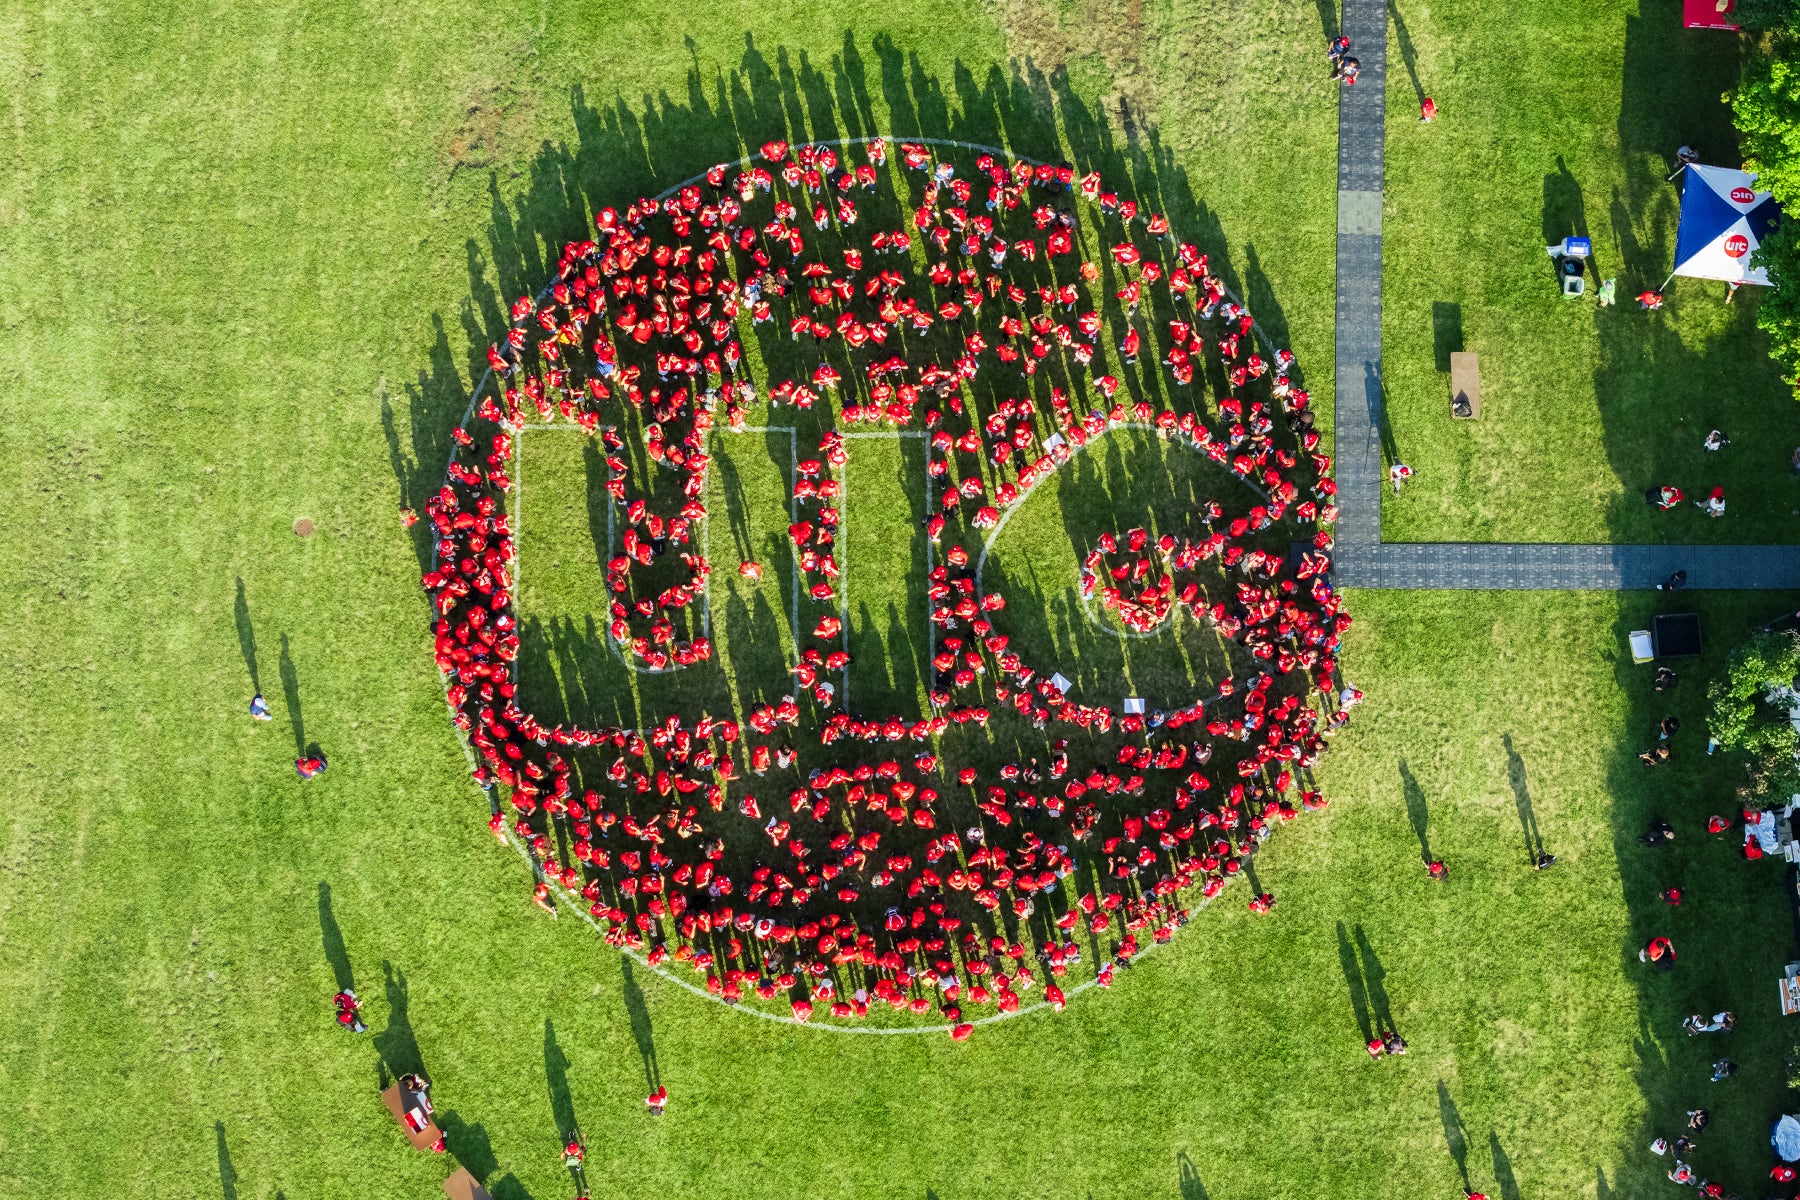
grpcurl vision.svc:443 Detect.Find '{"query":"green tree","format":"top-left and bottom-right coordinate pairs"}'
top-left (1707, 630), bottom-right (1800, 801)
top-left (1752, 220), bottom-right (1800, 379)
top-left (1735, 48), bottom-right (1800, 207)
top-left (1732, 38), bottom-right (1800, 380)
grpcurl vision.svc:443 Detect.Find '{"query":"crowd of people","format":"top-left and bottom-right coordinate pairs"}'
top-left (421, 135), bottom-right (1355, 1029)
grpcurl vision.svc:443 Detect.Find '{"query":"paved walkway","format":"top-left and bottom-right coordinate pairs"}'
top-left (1324, 0), bottom-right (1800, 590)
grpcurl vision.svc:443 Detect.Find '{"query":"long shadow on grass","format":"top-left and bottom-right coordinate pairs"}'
top-left (317, 881), bottom-right (354, 992)
top-left (215, 1121), bottom-right (238, 1200)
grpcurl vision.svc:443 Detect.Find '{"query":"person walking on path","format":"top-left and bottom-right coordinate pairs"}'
top-left (1339, 56), bottom-right (1361, 84)
top-left (1657, 571), bottom-right (1687, 592)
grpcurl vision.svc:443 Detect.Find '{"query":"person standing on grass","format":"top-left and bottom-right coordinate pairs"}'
top-left (1390, 463), bottom-right (1413, 494)
top-left (295, 753), bottom-right (328, 779)
top-left (1659, 716), bottom-right (1680, 740)
top-left (1420, 96), bottom-right (1438, 122)
top-left (1661, 886), bottom-right (1684, 905)
top-left (249, 694), bottom-right (271, 720)
top-left (1697, 487), bottom-right (1725, 518)
top-left (1534, 851), bottom-right (1558, 870)
top-left (1703, 429), bottom-right (1729, 452)
top-left (1641, 935), bottom-right (1677, 969)
top-left (1426, 858), bottom-right (1448, 880)
top-left (646, 1085), bottom-right (669, 1114)
top-left (1638, 289), bottom-right (1665, 310)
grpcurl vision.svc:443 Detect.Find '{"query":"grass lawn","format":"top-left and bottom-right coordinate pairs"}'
top-left (3, 0), bottom-right (1799, 1198)
top-left (1380, 0), bottom-right (1800, 544)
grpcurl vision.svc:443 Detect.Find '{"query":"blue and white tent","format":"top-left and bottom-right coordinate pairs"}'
top-left (1672, 163), bottom-right (1781, 286)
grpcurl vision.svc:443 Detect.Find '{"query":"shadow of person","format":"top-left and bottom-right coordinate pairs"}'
top-left (317, 882), bottom-right (354, 993)
top-left (1503, 733), bottom-right (1545, 866)
top-left (1353, 925), bottom-right (1394, 1033)
top-left (1542, 154), bottom-right (1595, 277)
top-left (278, 633), bottom-right (305, 759)
top-left (1176, 1150), bottom-right (1210, 1200)
top-left (1490, 1130), bottom-right (1520, 1200)
top-left (621, 955), bottom-right (660, 1087)
top-left (215, 1121), bottom-right (238, 1200)
top-left (234, 577), bottom-right (260, 697)
top-left (374, 961), bottom-right (428, 1081)
top-left (1365, 360), bottom-right (1400, 468)
top-left (1400, 759), bottom-right (1432, 863)
top-left (544, 1018), bottom-right (579, 1144)
top-left (1388, 0), bottom-right (1426, 107)
top-left (1437, 1080), bottom-right (1471, 1188)
top-left (1336, 919), bottom-right (1373, 1044)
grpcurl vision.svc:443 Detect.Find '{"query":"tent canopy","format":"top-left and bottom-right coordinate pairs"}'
top-left (1674, 164), bottom-right (1780, 286)
top-left (1684, 0), bottom-right (1739, 29)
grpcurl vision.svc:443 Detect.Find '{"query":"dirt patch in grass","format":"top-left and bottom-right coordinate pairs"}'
top-left (992, 0), bottom-right (1155, 125)
top-left (438, 73), bottom-right (538, 183)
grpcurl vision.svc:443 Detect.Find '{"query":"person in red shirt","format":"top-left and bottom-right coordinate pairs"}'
top-left (1421, 96), bottom-right (1438, 122)
top-left (1638, 290), bottom-right (1664, 310)
top-left (1641, 935), bottom-right (1676, 969)
top-left (646, 1085), bottom-right (669, 1114)
top-left (1772, 1164), bottom-right (1796, 1182)
top-left (1425, 859), bottom-right (1447, 880)
top-left (1706, 814), bottom-right (1730, 835)
top-left (1661, 886), bottom-right (1683, 905)
top-left (295, 754), bottom-right (328, 779)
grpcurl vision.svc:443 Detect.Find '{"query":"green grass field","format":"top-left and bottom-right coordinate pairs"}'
top-left (4, 0), bottom-right (1800, 1198)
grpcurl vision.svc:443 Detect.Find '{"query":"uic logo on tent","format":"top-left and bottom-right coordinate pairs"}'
top-left (1725, 234), bottom-right (1750, 258)
top-left (1731, 186), bottom-right (1756, 204)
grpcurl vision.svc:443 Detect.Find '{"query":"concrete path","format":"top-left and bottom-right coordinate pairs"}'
top-left (1324, 0), bottom-right (1800, 590)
